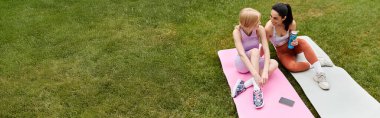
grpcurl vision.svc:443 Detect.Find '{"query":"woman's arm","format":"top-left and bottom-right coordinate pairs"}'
top-left (257, 25), bottom-right (270, 84)
top-left (233, 27), bottom-right (260, 78)
top-left (289, 20), bottom-right (298, 46)
top-left (289, 20), bottom-right (297, 31)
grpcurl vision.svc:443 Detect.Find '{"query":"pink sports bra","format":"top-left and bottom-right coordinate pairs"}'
top-left (239, 28), bottom-right (260, 51)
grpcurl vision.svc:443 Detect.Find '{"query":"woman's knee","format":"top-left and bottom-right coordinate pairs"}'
top-left (297, 38), bottom-right (305, 43)
top-left (270, 59), bottom-right (279, 69)
top-left (234, 56), bottom-right (249, 73)
top-left (297, 38), bottom-right (309, 47)
top-left (249, 48), bottom-right (260, 56)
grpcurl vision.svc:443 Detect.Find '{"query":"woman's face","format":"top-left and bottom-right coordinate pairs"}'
top-left (242, 20), bottom-right (260, 33)
top-left (270, 10), bottom-right (285, 26)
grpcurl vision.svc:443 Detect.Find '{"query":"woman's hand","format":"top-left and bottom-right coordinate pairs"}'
top-left (253, 75), bottom-right (263, 88)
top-left (260, 72), bottom-right (268, 87)
top-left (291, 38), bottom-right (299, 46)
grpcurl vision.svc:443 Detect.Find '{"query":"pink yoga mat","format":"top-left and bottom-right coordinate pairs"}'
top-left (218, 49), bottom-right (313, 118)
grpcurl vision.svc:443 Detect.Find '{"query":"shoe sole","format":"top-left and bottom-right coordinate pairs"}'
top-left (231, 79), bottom-right (243, 97)
top-left (256, 102), bottom-right (264, 109)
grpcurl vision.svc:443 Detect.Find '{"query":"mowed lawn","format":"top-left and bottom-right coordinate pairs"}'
top-left (0, 0), bottom-right (379, 117)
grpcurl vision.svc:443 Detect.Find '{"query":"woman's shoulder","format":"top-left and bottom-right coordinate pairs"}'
top-left (234, 25), bottom-right (241, 30)
top-left (291, 20), bottom-right (296, 26)
top-left (233, 25), bottom-right (241, 36)
top-left (265, 20), bottom-right (273, 27)
top-left (264, 20), bottom-right (273, 32)
top-left (256, 25), bottom-right (265, 32)
top-left (256, 25), bottom-right (267, 38)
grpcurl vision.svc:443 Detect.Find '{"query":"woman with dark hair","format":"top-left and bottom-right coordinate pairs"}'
top-left (265, 3), bottom-right (333, 90)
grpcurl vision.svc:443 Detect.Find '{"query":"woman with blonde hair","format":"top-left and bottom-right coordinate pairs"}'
top-left (231, 8), bottom-right (278, 108)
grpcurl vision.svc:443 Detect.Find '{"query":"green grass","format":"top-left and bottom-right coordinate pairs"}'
top-left (0, 0), bottom-right (379, 117)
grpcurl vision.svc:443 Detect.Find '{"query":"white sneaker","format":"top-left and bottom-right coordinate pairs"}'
top-left (319, 58), bottom-right (334, 67)
top-left (313, 72), bottom-right (330, 90)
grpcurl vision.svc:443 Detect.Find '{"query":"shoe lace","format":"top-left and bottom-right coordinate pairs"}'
top-left (316, 73), bottom-right (327, 82)
top-left (237, 84), bottom-right (244, 91)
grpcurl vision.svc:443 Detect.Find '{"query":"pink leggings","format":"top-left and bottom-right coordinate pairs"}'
top-left (234, 49), bottom-right (265, 73)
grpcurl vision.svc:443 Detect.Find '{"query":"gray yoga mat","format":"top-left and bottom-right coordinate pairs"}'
top-left (290, 36), bottom-right (380, 118)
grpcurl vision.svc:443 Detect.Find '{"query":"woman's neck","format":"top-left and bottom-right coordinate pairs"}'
top-left (242, 27), bottom-right (253, 36)
top-left (275, 24), bottom-right (285, 29)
